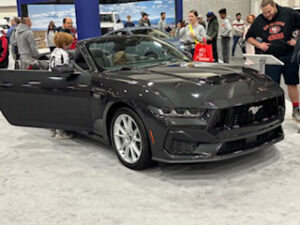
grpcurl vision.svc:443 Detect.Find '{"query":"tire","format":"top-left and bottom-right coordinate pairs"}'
top-left (110, 107), bottom-right (151, 170)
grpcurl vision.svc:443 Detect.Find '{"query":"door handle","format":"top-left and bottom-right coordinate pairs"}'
top-left (49, 76), bottom-right (63, 81)
top-left (91, 87), bottom-right (107, 95)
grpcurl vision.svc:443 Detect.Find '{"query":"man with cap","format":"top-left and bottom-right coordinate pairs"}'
top-left (138, 12), bottom-right (151, 27)
top-left (206, 11), bottom-right (219, 62)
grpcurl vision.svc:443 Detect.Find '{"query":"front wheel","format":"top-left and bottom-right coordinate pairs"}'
top-left (110, 107), bottom-right (151, 170)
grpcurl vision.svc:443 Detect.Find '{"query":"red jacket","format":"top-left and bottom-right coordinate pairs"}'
top-left (0, 34), bottom-right (9, 68)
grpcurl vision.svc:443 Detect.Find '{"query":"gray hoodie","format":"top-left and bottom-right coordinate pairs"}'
top-left (15, 24), bottom-right (39, 65)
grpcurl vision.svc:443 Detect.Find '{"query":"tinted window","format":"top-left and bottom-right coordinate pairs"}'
top-left (115, 14), bottom-right (121, 23)
top-left (100, 14), bottom-right (113, 22)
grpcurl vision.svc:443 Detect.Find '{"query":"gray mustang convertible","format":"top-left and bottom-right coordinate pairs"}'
top-left (0, 35), bottom-right (285, 170)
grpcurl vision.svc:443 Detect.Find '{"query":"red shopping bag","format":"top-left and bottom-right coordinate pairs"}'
top-left (193, 42), bottom-right (214, 62)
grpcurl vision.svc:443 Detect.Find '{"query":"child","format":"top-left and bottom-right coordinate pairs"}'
top-left (49, 32), bottom-right (74, 140)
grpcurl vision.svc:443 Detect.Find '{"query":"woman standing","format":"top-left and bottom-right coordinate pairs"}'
top-left (244, 15), bottom-right (256, 65)
top-left (46, 21), bottom-right (57, 52)
top-left (175, 10), bottom-right (206, 56)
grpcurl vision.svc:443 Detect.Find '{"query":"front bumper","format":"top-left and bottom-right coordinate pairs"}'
top-left (143, 96), bottom-right (285, 163)
top-left (153, 124), bottom-right (283, 163)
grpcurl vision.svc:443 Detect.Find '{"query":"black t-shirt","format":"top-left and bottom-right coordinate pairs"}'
top-left (124, 22), bottom-right (135, 27)
top-left (246, 5), bottom-right (300, 57)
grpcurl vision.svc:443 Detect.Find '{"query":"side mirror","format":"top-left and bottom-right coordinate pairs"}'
top-left (51, 65), bottom-right (75, 73)
top-left (117, 19), bottom-right (121, 23)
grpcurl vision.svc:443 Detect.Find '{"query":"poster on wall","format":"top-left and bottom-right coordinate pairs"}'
top-left (28, 5), bottom-right (76, 48)
top-left (28, 0), bottom-right (176, 48)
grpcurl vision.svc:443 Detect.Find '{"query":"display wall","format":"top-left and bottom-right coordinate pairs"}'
top-left (28, 0), bottom-right (176, 30)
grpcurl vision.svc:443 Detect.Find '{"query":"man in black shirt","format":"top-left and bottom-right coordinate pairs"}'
top-left (124, 15), bottom-right (135, 28)
top-left (246, 0), bottom-right (300, 122)
top-left (57, 17), bottom-right (77, 49)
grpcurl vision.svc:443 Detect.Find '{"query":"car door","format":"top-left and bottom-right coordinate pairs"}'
top-left (0, 69), bottom-right (92, 132)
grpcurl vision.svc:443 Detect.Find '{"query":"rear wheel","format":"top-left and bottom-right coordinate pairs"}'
top-left (110, 107), bottom-right (151, 170)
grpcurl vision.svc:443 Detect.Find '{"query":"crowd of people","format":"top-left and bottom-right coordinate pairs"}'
top-left (0, 16), bottom-right (77, 70)
top-left (0, 0), bottom-right (299, 125)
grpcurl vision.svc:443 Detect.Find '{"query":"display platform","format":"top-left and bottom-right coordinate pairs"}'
top-left (243, 54), bottom-right (284, 73)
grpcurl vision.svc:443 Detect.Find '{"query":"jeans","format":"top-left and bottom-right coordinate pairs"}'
top-left (207, 38), bottom-right (218, 62)
top-left (221, 37), bottom-right (230, 64)
top-left (232, 35), bottom-right (245, 56)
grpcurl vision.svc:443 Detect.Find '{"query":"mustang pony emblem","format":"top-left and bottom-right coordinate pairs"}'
top-left (249, 106), bottom-right (263, 115)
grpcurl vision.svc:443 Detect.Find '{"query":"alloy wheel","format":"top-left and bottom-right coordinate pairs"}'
top-left (113, 114), bottom-right (142, 164)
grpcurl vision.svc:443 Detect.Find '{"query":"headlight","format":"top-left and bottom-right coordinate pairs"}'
top-left (149, 106), bottom-right (206, 118)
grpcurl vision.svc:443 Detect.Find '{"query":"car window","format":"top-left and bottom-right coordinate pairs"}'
top-left (87, 36), bottom-right (189, 71)
top-left (75, 53), bottom-right (90, 71)
top-left (100, 14), bottom-right (113, 22)
top-left (115, 14), bottom-right (121, 23)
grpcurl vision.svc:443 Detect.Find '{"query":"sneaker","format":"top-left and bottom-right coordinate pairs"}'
top-left (292, 107), bottom-right (300, 122)
top-left (50, 129), bottom-right (56, 137)
top-left (55, 132), bottom-right (73, 140)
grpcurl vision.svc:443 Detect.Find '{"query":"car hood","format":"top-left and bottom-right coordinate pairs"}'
top-left (104, 63), bottom-right (283, 109)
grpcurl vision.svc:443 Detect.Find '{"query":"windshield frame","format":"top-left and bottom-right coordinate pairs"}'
top-left (131, 28), bottom-right (171, 39)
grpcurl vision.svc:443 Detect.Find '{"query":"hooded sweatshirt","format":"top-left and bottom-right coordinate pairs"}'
top-left (15, 23), bottom-right (39, 61)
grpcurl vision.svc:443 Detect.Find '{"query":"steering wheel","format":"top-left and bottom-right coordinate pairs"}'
top-left (144, 51), bottom-right (159, 59)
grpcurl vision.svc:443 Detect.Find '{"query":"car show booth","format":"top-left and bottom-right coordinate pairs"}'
top-left (16, 0), bottom-right (183, 40)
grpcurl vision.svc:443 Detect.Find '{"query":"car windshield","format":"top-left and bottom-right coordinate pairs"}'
top-left (131, 28), bottom-right (170, 39)
top-left (100, 14), bottom-right (113, 22)
top-left (87, 36), bottom-right (189, 71)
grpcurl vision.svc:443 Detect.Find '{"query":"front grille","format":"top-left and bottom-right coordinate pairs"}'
top-left (217, 126), bottom-right (283, 156)
top-left (166, 126), bottom-right (283, 156)
top-left (213, 97), bottom-right (284, 130)
top-left (168, 139), bottom-right (199, 155)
